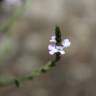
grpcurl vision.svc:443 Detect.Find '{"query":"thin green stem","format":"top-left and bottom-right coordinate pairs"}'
top-left (0, 58), bottom-right (59, 87)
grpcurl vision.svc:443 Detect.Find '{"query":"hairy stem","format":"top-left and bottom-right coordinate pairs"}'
top-left (0, 58), bottom-right (59, 87)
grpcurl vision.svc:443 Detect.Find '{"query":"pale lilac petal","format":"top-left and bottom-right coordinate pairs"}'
top-left (49, 48), bottom-right (58, 55)
top-left (62, 39), bottom-right (71, 48)
top-left (49, 36), bottom-right (56, 43)
top-left (48, 44), bottom-right (55, 50)
top-left (59, 50), bottom-right (65, 55)
top-left (49, 50), bottom-right (55, 55)
top-left (49, 39), bottom-right (56, 43)
top-left (51, 36), bottom-right (55, 39)
top-left (56, 46), bottom-right (64, 50)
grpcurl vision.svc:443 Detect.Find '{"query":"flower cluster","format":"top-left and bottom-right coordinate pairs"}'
top-left (48, 36), bottom-right (71, 55)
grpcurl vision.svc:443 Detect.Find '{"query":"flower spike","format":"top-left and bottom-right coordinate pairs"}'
top-left (48, 26), bottom-right (71, 55)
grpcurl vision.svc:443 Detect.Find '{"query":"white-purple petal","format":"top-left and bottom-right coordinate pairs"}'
top-left (59, 50), bottom-right (65, 55)
top-left (48, 44), bottom-right (55, 50)
top-left (49, 48), bottom-right (58, 55)
top-left (49, 36), bottom-right (56, 43)
top-left (49, 50), bottom-right (55, 55)
top-left (56, 46), bottom-right (64, 50)
top-left (62, 39), bottom-right (71, 48)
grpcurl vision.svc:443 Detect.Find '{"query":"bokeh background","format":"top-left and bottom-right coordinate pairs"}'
top-left (0, 0), bottom-right (96, 96)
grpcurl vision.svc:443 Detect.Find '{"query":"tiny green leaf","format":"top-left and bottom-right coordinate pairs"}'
top-left (14, 80), bottom-right (20, 88)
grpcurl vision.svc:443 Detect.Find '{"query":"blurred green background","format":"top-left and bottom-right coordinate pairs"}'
top-left (0, 0), bottom-right (96, 96)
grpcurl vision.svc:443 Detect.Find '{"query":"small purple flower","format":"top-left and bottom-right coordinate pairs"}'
top-left (48, 44), bottom-right (65, 55)
top-left (48, 36), bottom-right (71, 55)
